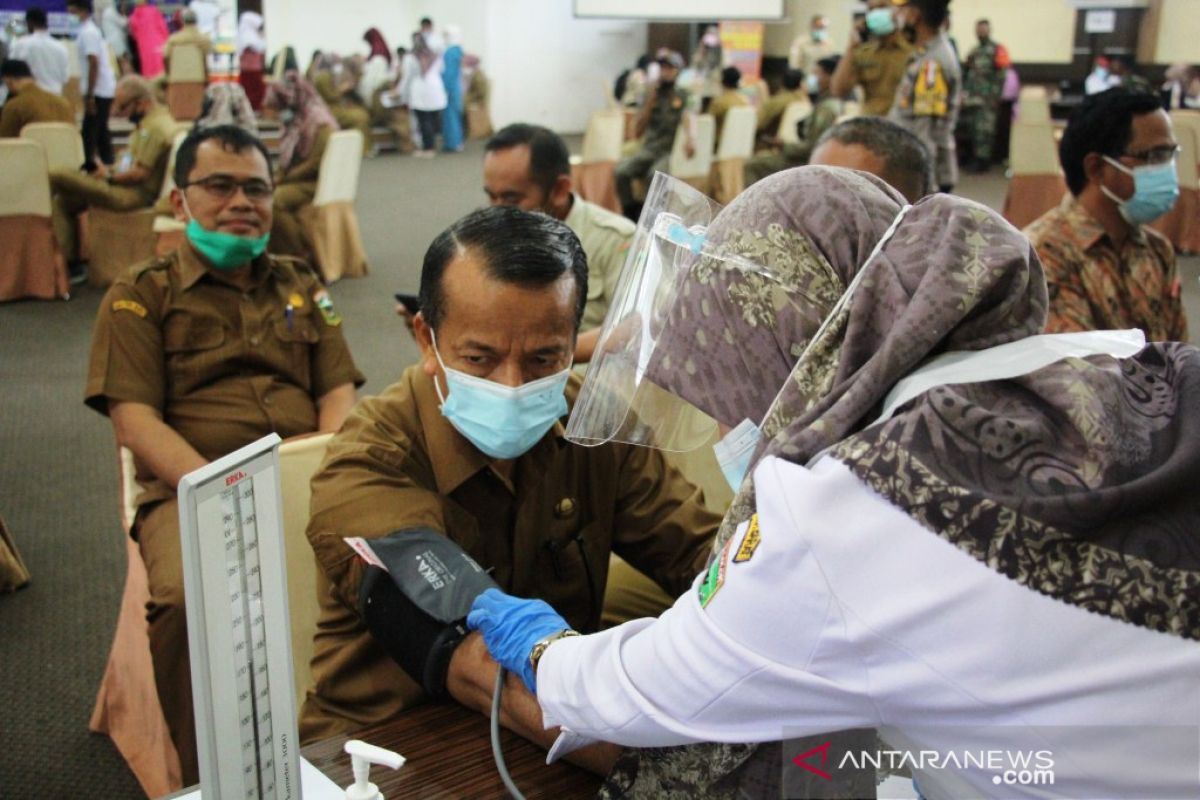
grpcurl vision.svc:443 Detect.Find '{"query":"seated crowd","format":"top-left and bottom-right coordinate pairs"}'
top-left (2, 1), bottom-right (1197, 797)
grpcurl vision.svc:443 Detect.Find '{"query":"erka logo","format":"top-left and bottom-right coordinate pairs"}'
top-left (225, 470), bottom-right (247, 486)
top-left (791, 741), bottom-right (833, 781)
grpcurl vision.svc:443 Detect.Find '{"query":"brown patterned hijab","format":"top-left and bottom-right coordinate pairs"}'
top-left (603, 165), bottom-right (1200, 798)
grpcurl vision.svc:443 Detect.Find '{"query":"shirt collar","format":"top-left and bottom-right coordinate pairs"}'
top-left (413, 365), bottom-right (573, 496)
top-left (176, 239), bottom-right (273, 291)
top-left (1057, 194), bottom-right (1147, 252)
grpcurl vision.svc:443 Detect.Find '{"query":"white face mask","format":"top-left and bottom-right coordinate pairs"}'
top-left (713, 418), bottom-right (763, 492)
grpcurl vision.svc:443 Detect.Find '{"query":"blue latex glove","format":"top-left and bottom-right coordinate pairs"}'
top-left (467, 587), bottom-right (570, 694)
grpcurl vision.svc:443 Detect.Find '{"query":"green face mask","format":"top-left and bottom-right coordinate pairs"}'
top-left (185, 219), bottom-right (270, 271)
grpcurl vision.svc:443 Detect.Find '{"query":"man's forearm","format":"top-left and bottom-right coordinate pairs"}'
top-left (447, 632), bottom-right (621, 775)
top-left (317, 382), bottom-right (357, 432)
top-left (86, 55), bottom-right (98, 99)
top-left (110, 401), bottom-right (207, 489)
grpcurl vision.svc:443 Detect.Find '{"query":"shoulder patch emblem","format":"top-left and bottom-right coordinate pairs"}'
top-left (112, 299), bottom-right (148, 317)
top-left (732, 515), bottom-right (761, 564)
top-left (698, 538), bottom-right (733, 608)
top-left (313, 289), bottom-right (341, 326)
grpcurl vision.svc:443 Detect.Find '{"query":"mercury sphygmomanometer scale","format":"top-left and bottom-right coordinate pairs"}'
top-left (179, 433), bottom-right (304, 800)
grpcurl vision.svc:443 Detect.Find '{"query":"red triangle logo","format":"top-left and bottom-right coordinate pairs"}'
top-left (791, 741), bottom-right (833, 781)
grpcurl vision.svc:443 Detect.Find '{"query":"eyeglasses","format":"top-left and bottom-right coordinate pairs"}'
top-left (180, 174), bottom-right (274, 202)
top-left (1120, 145), bottom-right (1181, 166)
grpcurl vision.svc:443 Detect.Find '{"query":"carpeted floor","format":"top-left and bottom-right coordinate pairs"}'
top-left (1, 144), bottom-right (1197, 798)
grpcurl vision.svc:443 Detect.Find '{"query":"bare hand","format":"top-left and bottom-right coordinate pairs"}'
top-left (685, 140), bottom-right (696, 159)
top-left (93, 160), bottom-right (110, 180)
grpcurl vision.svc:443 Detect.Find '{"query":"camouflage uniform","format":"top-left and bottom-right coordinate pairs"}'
top-left (961, 38), bottom-right (1007, 163)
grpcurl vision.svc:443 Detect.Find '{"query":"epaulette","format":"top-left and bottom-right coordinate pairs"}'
top-left (127, 254), bottom-right (175, 282)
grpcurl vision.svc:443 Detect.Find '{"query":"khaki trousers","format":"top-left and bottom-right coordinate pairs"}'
top-left (49, 170), bottom-right (150, 262)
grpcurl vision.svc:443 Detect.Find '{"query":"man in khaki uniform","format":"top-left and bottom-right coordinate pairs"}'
top-left (788, 13), bottom-right (837, 75)
top-left (0, 58), bottom-right (73, 137)
top-left (831, 0), bottom-right (914, 116)
top-left (478, 123), bottom-right (635, 361)
top-left (162, 8), bottom-right (214, 72)
top-left (303, 207), bottom-right (719, 772)
top-left (84, 125), bottom-right (363, 785)
top-left (756, 68), bottom-right (806, 142)
top-left (708, 66), bottom-right (749, 141)
top-left (49, 75), bottom-right (176, 263)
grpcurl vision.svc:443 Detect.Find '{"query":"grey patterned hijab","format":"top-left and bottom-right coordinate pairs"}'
top-left (605, 166), bottom-right (1200, 799)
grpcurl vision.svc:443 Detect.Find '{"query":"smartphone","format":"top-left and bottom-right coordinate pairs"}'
top-left (394, 292), bottom-right (420, 315)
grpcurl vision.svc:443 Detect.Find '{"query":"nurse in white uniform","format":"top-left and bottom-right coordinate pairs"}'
top-left (469, 169), bottom-right (1200, 799)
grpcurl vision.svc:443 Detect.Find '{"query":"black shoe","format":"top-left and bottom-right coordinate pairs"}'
top-left (68, 261), bottom-right (87, 286)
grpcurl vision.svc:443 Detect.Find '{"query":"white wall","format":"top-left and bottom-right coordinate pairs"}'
top-left (481, 0), bottom-right (647, 132)
top-left (262, 0), bottom-right (647, 134)
top-left (261, 0), bottom-right (413, 69)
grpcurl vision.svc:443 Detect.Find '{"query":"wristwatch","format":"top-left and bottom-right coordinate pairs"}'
top-left (529, 629), bottom-right (580, 675)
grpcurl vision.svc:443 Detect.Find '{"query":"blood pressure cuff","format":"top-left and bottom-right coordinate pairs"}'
top-left (358, 528), bottom-right (500, 699)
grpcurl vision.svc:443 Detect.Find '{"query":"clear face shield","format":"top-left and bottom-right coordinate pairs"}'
top-left (565, 174), bottom-right (790, 457)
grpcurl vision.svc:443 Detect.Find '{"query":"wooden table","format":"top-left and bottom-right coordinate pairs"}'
top-left (302, 702), bottom-right (602, 799)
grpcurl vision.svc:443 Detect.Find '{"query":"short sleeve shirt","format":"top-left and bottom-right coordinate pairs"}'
top-left (299, 365), bottom-right (720, 738)
top-left (564, 193), bottom-right (636, 332)
top-left (126, 105), bottom-right (178, 198)
top-left (76, 19), bottom-right (116, 99)
top-left (84, 243), bottom-right (365, 505)
top-left (850, 33), bottom-right (914, 116)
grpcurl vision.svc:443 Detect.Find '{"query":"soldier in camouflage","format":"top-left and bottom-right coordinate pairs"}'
top-left (961, 18), bottom-right (1009, 172)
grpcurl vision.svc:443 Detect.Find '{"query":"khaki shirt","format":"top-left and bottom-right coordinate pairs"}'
top-left (300, 366), bottom-right (720, 739)
top-left (84, 242), bottom-right (365, 506)
top-left (788, 35), bottom-right (837, 73)
top-left (122, 105), bottom-right (178, 203)
top-left (0, 82), bottom-right (74, 138)
top-left (708, 88), bottom-right (749, 140)
top-left (565, 193), bottom-right (635, 332)
top-left (757, 88), bottom-right (806, 136)
top-left (1024, 195), bottom-right (1188, 342)
top-left (162, 25), bottom-right (214, 66)
top-left (849, 33), bottom-right (914, 116)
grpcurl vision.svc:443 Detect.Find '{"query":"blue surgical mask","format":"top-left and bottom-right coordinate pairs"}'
top-left (431, 331), bottom-right (571, 460)
top-left (712, 418), bottom-right (763, 492)
top-left (1101, 156), bottom-right (1180, 225)
top-left (812, 29), bottom-right (828, 43)
top-left (865, 8), bottom-right (896, 36)
top-left (806, 73), bottom-right (821, 94)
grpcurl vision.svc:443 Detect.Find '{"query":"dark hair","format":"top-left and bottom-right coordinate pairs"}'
top-left (782, 68), bottom-right (804, 91)
top-left (66, 0), bottom-right (92, 13)
top-left (0, 59), bottom-right (32, 78)
top-left (816, 55), bottom-right (840, 76)
top-left (721, 66), bottom-right (741, 89)
top-left (1059, 87), bottom-right (1164, 195)
top-left (636, 54), bottom-right (651, 71)
top-left (976, 18), bottom-right (990, 26)
top-left (484, 123), bottom-right (570, 194)
top-left (174, 125), bottom-right (272, 187)
top-left (420, 17), bottom-right (432, 27)
top-left (909, 0), bottom-right (950, 28)
top-left (816, 116), bottom-right (935, 203)
top-left (25, 8), bottom-right (48, 28)
top-left (419, 207), bottom-right (588, 333)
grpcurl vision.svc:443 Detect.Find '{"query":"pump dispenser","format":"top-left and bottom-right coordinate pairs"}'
top-left (343, 739), bottom-right (406, 800)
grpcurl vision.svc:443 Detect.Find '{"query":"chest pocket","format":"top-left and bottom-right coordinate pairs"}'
top-left (537, 518), bottom-right (609, 632)
top-left (163, 312), bottom-right (226, 353)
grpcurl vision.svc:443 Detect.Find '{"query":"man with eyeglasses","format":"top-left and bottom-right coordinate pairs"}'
top-left (1025, 87), bottom-right (1188, 342)
top-left (48, 75), bottom-right (177, 272)
top-left (84, 124), bottom-right (365, 785)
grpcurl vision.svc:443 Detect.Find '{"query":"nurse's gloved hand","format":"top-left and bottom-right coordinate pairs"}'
top-left (467, 587), bottom-right (570, 694)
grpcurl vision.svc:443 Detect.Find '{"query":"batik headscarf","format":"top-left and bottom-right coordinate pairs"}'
top-left (195, 83), bottom-right (258, 135)
top-left (262, 71), bottom-right (338, 171)
top-left (607, 165), bottom-right (1200, 799)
